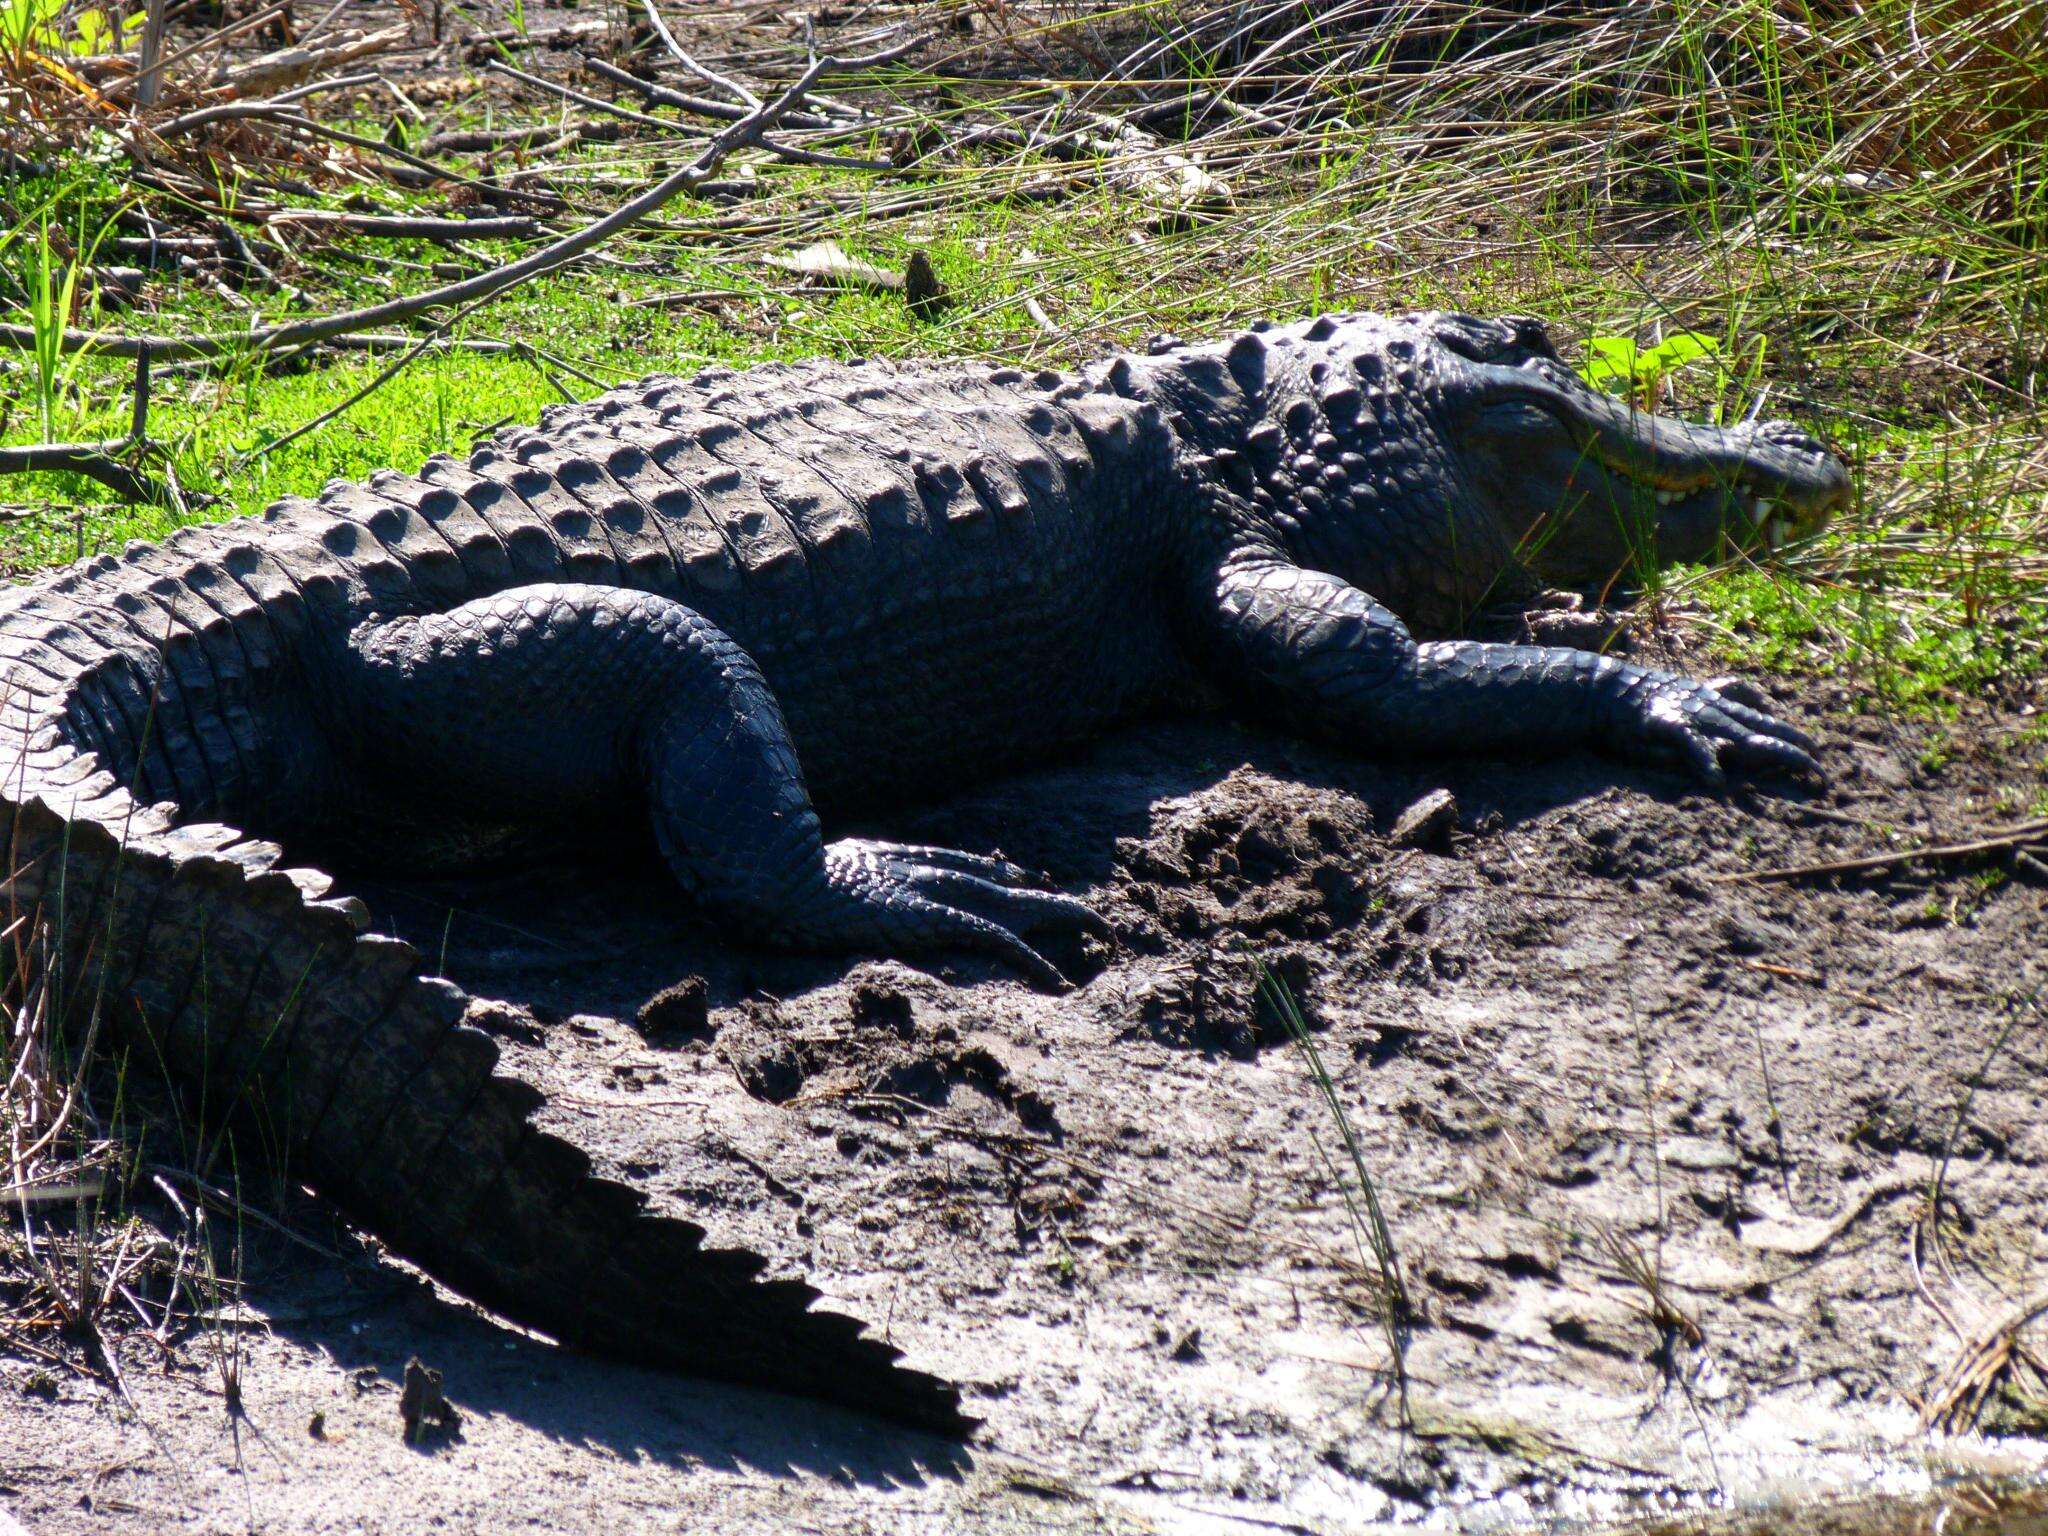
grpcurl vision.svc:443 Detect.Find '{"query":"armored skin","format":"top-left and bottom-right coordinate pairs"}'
top-left (0, 312), bottom-right (1849, 1425)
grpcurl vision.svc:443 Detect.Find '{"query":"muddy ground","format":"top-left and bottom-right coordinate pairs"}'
top-left (4, 663), bottom-right (2047, 1533)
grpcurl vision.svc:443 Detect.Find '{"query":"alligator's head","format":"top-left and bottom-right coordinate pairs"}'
top-left (1409, 312), bottom-right (1851, 581)
top-left (1135, 312), bottom-right (1852, 613)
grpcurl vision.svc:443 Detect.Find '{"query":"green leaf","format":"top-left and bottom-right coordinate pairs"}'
top-left (1585, 334), bottom-right (1640, 366)
top-left (1643, 330), bottom-right (1720, 369)
top-left (1580, 334), bottom-right (1642, 392)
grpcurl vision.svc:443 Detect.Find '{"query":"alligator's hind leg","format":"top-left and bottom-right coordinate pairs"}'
top-left (345, 584), bottom-right (1101, 983)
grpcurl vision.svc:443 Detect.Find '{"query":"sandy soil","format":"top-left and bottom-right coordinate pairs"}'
top-left (4, 660), bottom-right (2046, 1534)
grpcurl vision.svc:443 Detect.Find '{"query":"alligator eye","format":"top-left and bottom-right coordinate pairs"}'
top-left (1434, 316), bottom-right (1542, 365)
top-left (1510, 317), bottom-right (1561, 361)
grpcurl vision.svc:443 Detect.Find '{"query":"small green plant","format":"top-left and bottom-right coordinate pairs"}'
top-left (1919, 732), bottom-right (1958, 775)
top-left (26, 219), bottom-right (86, 442)
top-left (1046, 1242), bottom-right (1077, 1288)
top-left (1579, 329), bottom-right (1752, 417)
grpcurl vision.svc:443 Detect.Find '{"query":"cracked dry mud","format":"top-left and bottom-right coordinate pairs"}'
top-left (4, 672), bottom-right (2046, 1534)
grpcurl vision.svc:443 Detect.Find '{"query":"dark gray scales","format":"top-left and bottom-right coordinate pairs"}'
top-left (0, 311), bottom-right (1851, 1423)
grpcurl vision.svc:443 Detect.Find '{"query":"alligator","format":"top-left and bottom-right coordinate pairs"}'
top-left (0, 311), bottom-right (1849, 1428)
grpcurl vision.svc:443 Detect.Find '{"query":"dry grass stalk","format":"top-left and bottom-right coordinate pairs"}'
top-left (1921, 1287), bottom-right (2048, 1433)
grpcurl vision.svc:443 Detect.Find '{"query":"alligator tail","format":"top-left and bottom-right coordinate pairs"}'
top-left (2, 774), bottom-right (967, 1433)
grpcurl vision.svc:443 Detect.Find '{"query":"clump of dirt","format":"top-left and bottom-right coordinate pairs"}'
top-left (1116, 768), bottom-right (1381, 945)
top-left (709, 987), bottom-right (1063, 1136)
top-left (636, 974), bottom-right (712, 1041)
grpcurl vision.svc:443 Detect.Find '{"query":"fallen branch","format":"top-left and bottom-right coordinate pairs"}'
top-left (262, 211), bottom-right (545, 241)
top-left (1712, 817), bottom-right (2048, 884)
top-left (0, 441), bottom-right (160, 504)
top-left (640, 0), bottom-right (758, 108)
top-left (102, 0), bottom-right (296, 103)
top-left (581, 55), bottom-right (836, 130)
top-left (585, 58), bottom-right (893, 171)
top-left (416, 123), bottom-right (590, 154)
top-left (458, 18), bottom-right (611, 57)
top-left (1, 39), bottom-right (918, 363)
top-left (208, 23), bottom-right (410, 101)
top-left (486, 57), bottom-right (708, 139)
top-left (269, 68), bottom-right (381, 105)
top-left (149, 102), bottom-right (566, 212)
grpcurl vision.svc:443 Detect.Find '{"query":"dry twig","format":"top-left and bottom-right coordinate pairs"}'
top-left (1713, 818), bottom-right (2048, 884)
top-left (0, 33), bottom-right (924, 363)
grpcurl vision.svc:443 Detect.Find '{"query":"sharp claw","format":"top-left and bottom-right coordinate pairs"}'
top-left (1623, 669), bottom-right (1825, 789)
top-left (879, 841), bottom-right (1036, 886)
top-left (1716, 698), bottom-right (1818, 755)
top-left (813, 838), bottom-right (1091, 989)
top-left (909, 868), bottom-right (1105, 938)
top-left (1704, 675), bottom-right (1770, 712)
top-left (974, 920), bottom-right (1066, 991)
top-left (1738, 733), bottom-right (1823, 780)
top-left (1684, 732), bottom-right (1726, 786)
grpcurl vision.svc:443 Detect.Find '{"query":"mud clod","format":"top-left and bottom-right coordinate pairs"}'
top-left (1118, 772), bottom-right (1378, 942)
top-left (1391, 787), bottom-right (1459, 849)
top-left (399, 1358), bottom-right (461, 1448)
top-left (465, 996), bottom-right (545, 1045)
top-left (849, 980), bottom-right (915, 1036)
top-left (636, 975), bottom-right (711, 1042)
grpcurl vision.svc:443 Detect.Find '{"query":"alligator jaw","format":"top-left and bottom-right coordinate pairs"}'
top-left (1614, 452), bottom-right (1823, 553)
top-left (1471, 357), bottom-right (1852, 551)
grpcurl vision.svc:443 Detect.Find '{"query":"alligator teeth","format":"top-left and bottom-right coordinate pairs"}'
top-left (1765, 518), bottom-right (1787, 551)
top-left (1748, 497), bottom-right (1774, 527)
top-left (1655, 489), bottom-right (1679, 506)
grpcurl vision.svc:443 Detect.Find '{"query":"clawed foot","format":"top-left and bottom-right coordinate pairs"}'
top-left (787, 838), bottom-right (1108, 988)
top-left (1606, 667), bottom-right (1821, 786)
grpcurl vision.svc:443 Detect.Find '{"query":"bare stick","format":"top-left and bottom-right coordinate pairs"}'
top-left (269, 68), bottom-right (380, 104)
top-left (262, 212), bottom-right (545, 241)
top-left (583, 58), bottom-right (892, 169)
top-left (1713, 818), bottom-right (2048, 884)
top-left (129, 342), bottom-right (151, 442)
top-left (580, 56), bottom-right (831, 129)
top-left (150, 102), bottom-right (566, 212)
top-left (208, 23), bottom-right (410, 102)
top-left (132, 0), bottom-right (171, 108)
top-left (416, 124), bottom-right (583, 154)
top-left (485, 57), bottom-right (711, 138)
top-left (3, 43), bottom-right (913, 362)
top-left (457, 17), bottom-right (608, 56)
top-left (0, 442), bottom-right (158, 503)
top-left (108, 0), bottom-right (296, 103)
top-left (640, 0), bottom-right (759, 108)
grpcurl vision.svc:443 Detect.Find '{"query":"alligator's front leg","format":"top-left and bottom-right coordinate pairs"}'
top-left (1189, 556), bottom-right (1819, 784)
top-left (342, 584), bottom-right (1101, 982)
